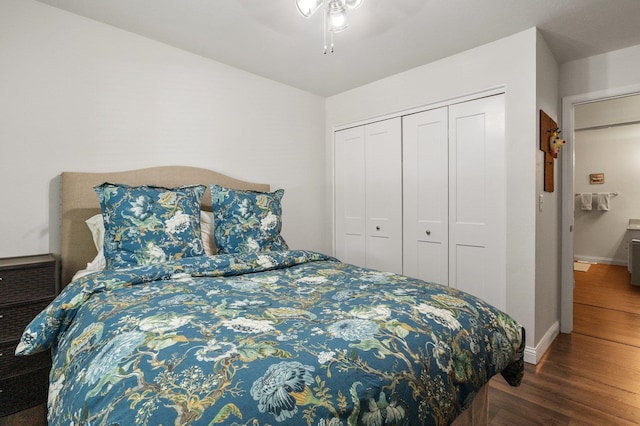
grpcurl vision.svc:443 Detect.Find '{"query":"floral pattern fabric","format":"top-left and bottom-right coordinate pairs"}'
top-left (94, 183), bottom-right (206, 268)
top-left (16, 251), bottom-right (524, 426)
top-left (211, 184), bottom-right (288, 254)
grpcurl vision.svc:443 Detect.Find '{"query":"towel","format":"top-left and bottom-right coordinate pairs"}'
top-left (580, 193), bottom-right (592, 211)
top-left (596, 192), bottom-right (610, 211)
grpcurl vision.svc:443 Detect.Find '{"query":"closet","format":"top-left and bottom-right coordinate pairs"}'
top-left (334, 118), bottom-right (403, 274)
top-left (334, 94), bottom-right (506, 310)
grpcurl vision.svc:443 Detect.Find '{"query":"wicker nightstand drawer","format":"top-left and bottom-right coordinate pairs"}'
top-left (0, 254), bottom-right (57, 305)
top-left (0, 299), bottom-right (52, 344)
top-left (0, 367), bottom-right (50, 417)
top-left (0, 254), bottom-right (57, 416)
top-left (0, 342), bottom-right (51, 378)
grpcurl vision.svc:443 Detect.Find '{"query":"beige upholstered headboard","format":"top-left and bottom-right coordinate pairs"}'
top-left (60, 166), bottom-right (270, 288)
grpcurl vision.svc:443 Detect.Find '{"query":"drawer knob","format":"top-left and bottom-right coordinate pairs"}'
top-left (426, 230), bottom-right (431, 236)
top-left (376, 226), bottom-right (381, 231)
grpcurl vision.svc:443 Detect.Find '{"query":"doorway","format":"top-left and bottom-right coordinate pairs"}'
top-left (561, 88), bottom-right (640, 333)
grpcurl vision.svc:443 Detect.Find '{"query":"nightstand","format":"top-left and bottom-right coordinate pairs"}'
top-left (0, 254), bottom-right (58, 418)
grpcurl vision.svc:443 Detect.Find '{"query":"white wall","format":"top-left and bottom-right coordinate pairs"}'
top-left (575, 95), bottom-right (640, 129)
top-left (560, 44), bottom-right (640, 99)
top-left (574, 124), bottom-right (640, 265)
top-left (0, 0), bottom-right (328, 259)
top-left (326, 29), bottom-right (539, 355)
top-left (535, 32), bottom-right (561, 352)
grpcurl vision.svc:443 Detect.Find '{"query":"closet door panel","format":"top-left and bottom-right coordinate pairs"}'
top-left (365, 118), bottom-right (403, 274)
top-left (416, 242), bottom-right (446, 283)
top-left (402, 108), bottom-right (448, 284)
top-left (335, 126), bottom-right (366, 268)
top-left (448, 94), bottom-right (506, 310)
top-left (454, 245), bottom-right (488, 299)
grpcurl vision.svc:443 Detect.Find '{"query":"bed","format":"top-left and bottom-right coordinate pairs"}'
top-left (16, 166), bottom-right (524, 425)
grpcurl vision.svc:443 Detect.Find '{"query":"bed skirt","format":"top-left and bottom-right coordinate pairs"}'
top-left (451, 383), bottom-right (489, 425)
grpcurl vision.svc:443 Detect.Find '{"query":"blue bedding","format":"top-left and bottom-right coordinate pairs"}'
top-left (16, 250), bottom-right (524, 425)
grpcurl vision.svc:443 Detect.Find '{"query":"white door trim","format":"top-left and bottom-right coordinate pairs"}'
top-left (332, 87), bottom-right (506, 132)
top-left (561, 83), bottom-right (640, 333)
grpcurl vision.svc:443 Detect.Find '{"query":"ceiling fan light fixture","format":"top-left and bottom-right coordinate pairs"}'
top-left (327, 0), bottom-right (348, 32)
top-left (297, 0), bottom-right (363, 52)
top-left (345, 0), bottom-right (363, 9)
top-left (296, 0), bottom-right (323, 18)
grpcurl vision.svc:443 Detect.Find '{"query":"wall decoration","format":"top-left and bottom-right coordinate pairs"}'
top-left (590, 173), bottom-right (604, 184)
top-left (540, 110), bottom-right (564, 192)
top-left (549, 128), bottom-right (565, 156)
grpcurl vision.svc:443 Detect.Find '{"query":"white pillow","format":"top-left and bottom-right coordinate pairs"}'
top-left (85, 213), bottom-right (104, 253)
top-left (200, 210), bottom-right (214, 254)
top-left (71, 248), bottom-right (106, 281)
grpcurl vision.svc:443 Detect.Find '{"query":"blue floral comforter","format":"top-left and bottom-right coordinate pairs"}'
top-left (16, 250), bottom-right (524, 426)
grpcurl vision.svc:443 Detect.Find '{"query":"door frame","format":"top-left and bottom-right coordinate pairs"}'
top-left (560, 83), bottom-right (640, 333)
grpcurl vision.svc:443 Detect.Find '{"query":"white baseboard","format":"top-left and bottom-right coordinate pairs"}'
top-left (573, 255), bottom-right (626, 266)
top-left (523, 321), bottom-right (559, 365)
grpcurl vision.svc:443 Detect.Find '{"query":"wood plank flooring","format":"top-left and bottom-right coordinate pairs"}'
top-left (489, 263), bottom-right (640, 425)
top-left (574, 263), bottom-right (640, 347)
top-left (2, 263), bottom-right (639, 425)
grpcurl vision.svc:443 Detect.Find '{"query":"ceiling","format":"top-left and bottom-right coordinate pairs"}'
top-left (37, 0), bottom-right (640, 97)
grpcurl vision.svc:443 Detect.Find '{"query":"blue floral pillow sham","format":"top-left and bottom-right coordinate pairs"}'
top-left (210, 184), bottom-right (288, 254)
top-left (94, 183), bottom-right (206, 269)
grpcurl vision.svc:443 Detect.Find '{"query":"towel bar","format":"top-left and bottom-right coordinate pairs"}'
top-left (574, 192), bottom-right (618, 197)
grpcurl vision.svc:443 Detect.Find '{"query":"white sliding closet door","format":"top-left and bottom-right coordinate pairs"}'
top-left (334, 125), bottom-right (366, 268)
top-left (364, 119), bottom-right (402, 273)
top-left (334, 118), bottom-right (402, 274)
top-left (402, 107), bottom-right (449, 284)
top-left (335, 94), bottom-right (505, 306)
top-left (448, 95), bottom-right (506, 310)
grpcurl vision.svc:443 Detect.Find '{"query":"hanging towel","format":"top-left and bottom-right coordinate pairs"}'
top-left (596, 192), bottom-right (611, 211)
top-left (580, 193), bottom-right (592, 211)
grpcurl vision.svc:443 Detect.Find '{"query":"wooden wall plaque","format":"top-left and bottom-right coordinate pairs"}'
top-left (540, 110), bottom-right (559, 192)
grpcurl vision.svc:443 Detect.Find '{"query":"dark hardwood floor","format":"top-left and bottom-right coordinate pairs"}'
top-left (2, 263), bottom-right (639, 425)
top-left (489, 263), bottom-right (640, 425)
top-left (0, 405), bottom-right (46, 426)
